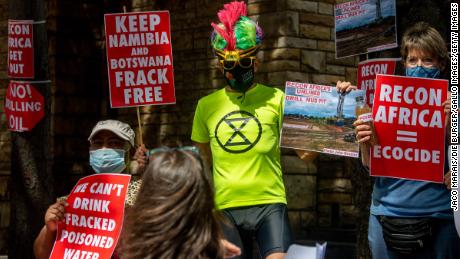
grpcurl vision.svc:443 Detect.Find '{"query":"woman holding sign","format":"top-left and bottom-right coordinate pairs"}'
top-left (33, 120), bottom-right (142, 259)
top-left (348, 22), bottom-right (459, 258)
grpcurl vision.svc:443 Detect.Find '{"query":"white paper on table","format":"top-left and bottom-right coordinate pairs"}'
top-left (316, 242), bottom-right (327, 259)
top-left (285, 243), bottom-right (327, 259)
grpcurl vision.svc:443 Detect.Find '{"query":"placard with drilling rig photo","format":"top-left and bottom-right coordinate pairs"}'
top-left (280, 81), bottom-right (365, 158)
top-left (334, 0), bottom-right (397, 58)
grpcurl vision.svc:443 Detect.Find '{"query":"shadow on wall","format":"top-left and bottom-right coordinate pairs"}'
top-left (51, 0), bottom-right (128, 196)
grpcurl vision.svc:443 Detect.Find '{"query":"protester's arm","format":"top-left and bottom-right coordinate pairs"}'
top-left (34, 226), bottom-right (57, 259)
top-left (34, 200), bottom-right (67, 259)
top-left (194, 141), bottom-right (213, 171)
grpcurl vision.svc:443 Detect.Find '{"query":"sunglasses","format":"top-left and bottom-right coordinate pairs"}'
top-left (214, 45), bottom-right (259, 70)
top-left (147, 146), bottom-right (200, 156)
top-left (220, 56), bottom-right (256, 70)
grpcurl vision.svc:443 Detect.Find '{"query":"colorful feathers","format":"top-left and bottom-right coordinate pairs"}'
top-left (211, 1), bottom-right (263, 51)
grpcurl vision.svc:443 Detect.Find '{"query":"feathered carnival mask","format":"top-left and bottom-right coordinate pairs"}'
top-left (210, 1), bottom-right (263, 69)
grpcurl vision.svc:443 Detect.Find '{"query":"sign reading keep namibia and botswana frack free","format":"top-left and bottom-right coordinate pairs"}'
top-left (370, 75), bottom-right (448, 183)
top-left (104, 11), bottom-right (176, 108)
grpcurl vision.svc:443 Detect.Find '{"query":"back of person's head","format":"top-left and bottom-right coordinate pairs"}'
top-left (400, 21), bottom-right (449, 71)
top-left (120, 148), bottom-right (223, 259)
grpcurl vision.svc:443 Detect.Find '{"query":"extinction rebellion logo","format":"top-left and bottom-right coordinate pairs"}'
top-left (215, 110), bottom-right (262, 153)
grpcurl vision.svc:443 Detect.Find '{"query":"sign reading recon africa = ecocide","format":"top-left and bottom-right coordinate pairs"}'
top-left (370, 74), bottom-right (448, 183)
top-left (8, 20), bottom-right (34, 78)
top-left (104, 11), bottom-right (176, 108)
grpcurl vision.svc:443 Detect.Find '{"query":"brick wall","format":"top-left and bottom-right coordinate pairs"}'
top-left (48, 0), bottom-right (112, 196)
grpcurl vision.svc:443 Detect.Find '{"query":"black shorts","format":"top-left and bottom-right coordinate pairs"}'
top-left (221, 203), bottom-right (293, 259)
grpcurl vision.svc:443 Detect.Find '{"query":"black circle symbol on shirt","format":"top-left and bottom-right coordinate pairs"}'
top-left (215, 110), bottom-right (262, 154)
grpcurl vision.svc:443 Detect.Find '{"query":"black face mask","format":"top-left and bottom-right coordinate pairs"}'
top-left (224, 64), bottom-right (255, 93)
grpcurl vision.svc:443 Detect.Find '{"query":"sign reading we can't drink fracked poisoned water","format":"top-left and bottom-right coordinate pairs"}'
top-left (49, 173), bottom-right (131, 259)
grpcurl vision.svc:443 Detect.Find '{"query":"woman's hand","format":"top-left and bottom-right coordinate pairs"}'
top-left (336, 81), bottom-right (357, 93)
top-left (134, 144), bottom-right (148, 173)
top-left (354, 119), bottom-right (373, 167)
top-left (443, 93), bottom-right (451, 117)
top-left (445, 171), bottom-right (452, 190)
top-left (221, 239), bottom-right (241, 258)
top-left (353, 119), bottom-right (373, 144)
top-left (44, 200), bottom-right (68, 232)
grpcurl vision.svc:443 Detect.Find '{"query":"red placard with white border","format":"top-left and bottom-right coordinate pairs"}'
top-left (49, 173), bottom-right (131, 259)
top-left (357, 58), bottom-right (399, 108)
top-left (4, 81), bottom-right (44, 132)
top-left (8, 20), bottom-right (34, 78)
top-left (104, 11), bottom-right (175, 108)
top-left (370, 74), bottom-right (448, 183)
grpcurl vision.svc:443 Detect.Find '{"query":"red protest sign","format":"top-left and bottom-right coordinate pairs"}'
top-left (50, 173), bottom-right (131, 259)
top-left (370, 75), bottom-right (448, 183)
top-left (357, 58), bottom-right (398, 107)
top-left (104, 11), bottom-right (175, 108)
top-left (4, 81), bottom-right (44, 132)
top-left (8, 20), bottom-right (34, 78)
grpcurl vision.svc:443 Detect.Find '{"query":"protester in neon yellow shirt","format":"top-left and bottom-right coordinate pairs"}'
top-left (192, 83), bottom-right (286, 210)
top-left (192, 2), bottom-right (317, 259)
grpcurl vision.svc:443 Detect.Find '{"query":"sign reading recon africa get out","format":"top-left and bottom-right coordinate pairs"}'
top-left (8, 20), bottom-right (34, 78)
top-left (104, 11), bottom-right (176, 108)
top-left (370, 75), bottom-right (448, 183)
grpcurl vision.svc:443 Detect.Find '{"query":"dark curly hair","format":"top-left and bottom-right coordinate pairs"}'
top-left (120, 149), bottom-right (224, 259)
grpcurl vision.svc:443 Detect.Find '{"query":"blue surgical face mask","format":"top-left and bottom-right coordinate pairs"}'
top-left (405, 66), bottom-right (440, 79)
top-left (89, 148), bottom-right (126, 174)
